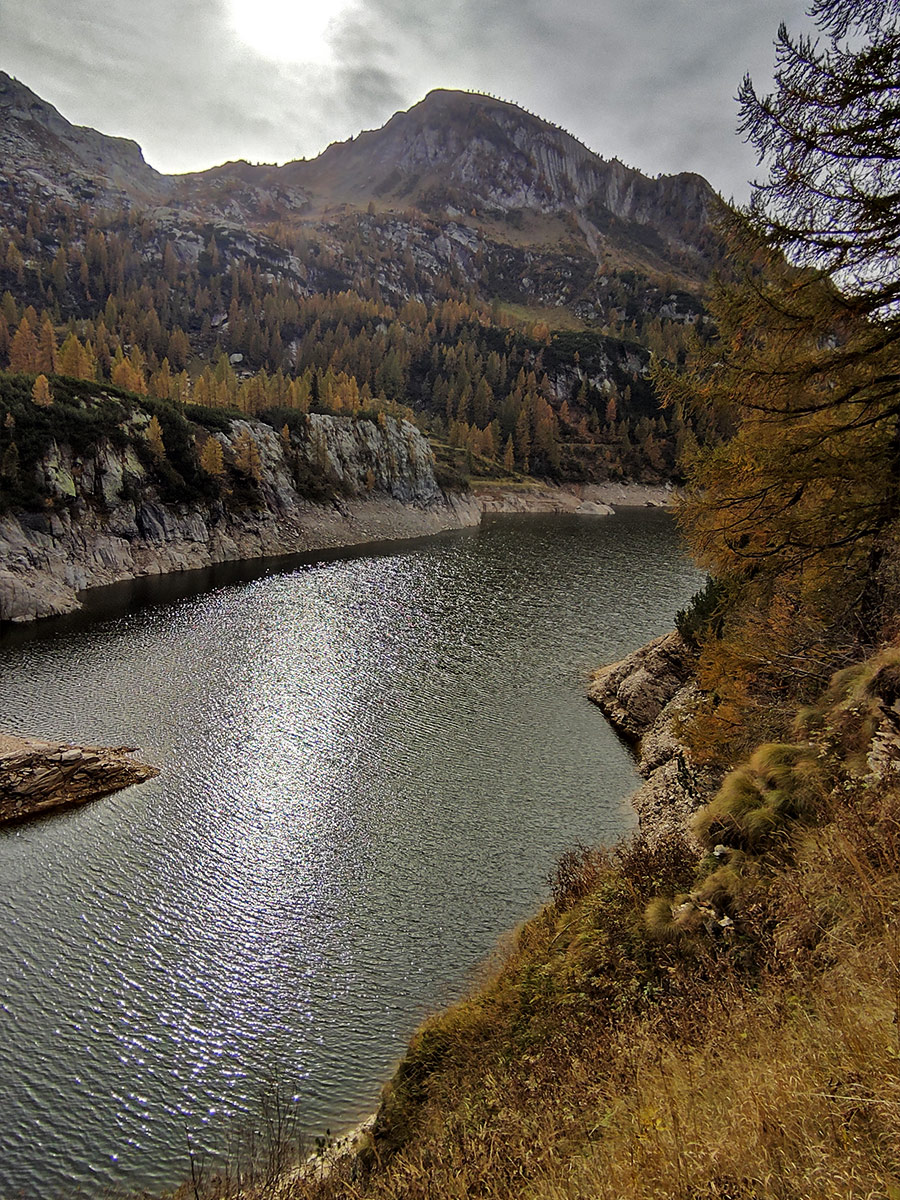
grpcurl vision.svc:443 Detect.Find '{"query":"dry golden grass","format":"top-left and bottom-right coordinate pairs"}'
top-left (311, 781), bottom-right (900, 1200)
top-left (167, 654), bottom-right (900, 1200)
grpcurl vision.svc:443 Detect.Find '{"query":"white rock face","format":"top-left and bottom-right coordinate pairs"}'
top-left (0, 414), bottom-right (478, 623)
top-left (575, 500), bottom-right (614, 516)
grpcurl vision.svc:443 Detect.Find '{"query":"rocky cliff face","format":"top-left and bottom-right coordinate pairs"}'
top-left (0, 411), bottom-right (478, 623)
top-left (589, 632), bottom-right (720, 841)
top-left (275, 89), bottom-right (713, 237)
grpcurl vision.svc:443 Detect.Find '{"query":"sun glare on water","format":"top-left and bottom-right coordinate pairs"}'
top-left (226, 0), bottom-right (350, 63)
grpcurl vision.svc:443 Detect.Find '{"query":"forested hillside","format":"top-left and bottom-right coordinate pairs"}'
top-left (0, 82), bottom-right (724, 491)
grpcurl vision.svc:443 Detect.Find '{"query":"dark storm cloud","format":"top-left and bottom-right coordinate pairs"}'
top-left (1, 0), bottom-right (812, 196)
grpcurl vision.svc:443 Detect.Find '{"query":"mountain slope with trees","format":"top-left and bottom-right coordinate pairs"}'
top-left (0, 79), bottom-right (724, 491)
top-left (189, 4), bottom-right (899, 1197)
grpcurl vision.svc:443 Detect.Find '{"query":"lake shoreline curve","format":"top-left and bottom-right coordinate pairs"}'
top-left (0, 479), bottom-right (672, 626)
top-left (279, 630), bottom-right (717, 1195)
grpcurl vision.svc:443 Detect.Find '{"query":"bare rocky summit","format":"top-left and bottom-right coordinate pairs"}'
top-left (253, 89), bottom-right (714, 242)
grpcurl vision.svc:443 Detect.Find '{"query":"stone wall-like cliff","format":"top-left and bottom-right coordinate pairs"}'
top-left (0, 411), bottom-right (480, 623)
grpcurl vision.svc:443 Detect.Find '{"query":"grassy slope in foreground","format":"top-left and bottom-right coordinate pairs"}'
top-left (232, 645), bottom-right (900, 1200)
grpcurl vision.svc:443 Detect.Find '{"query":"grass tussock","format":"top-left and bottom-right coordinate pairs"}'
top-left (167, 650), bottom-right (900, 1200)
top-left (691, 742), bottom-right (825, 852)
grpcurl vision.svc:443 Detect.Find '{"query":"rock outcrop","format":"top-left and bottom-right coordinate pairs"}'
top-left (0, 412), bottom-right (480, 623)
top-left (589, 632), bottom-right (718, 842)
top-left (0, 733), bottom-right (158, 824)
top-left (588, 631), bottom-right (695, 741)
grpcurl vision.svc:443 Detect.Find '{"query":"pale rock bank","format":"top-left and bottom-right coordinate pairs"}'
top-left (589, 632), bottom-right (717, 842)
top-left (475, 481), bottom-right (672, 516)
top-left (0, 413), bottom-right (481, 623)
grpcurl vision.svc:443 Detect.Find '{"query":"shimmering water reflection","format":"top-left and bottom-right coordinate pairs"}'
top-left (0, 510), bottom-right (702, 1197)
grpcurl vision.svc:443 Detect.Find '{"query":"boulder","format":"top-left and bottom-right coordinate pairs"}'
top-left (588, 630), bottom-right (695, 742)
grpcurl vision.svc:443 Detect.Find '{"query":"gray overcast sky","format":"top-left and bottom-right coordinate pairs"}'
top-left (0, 0), bottom-right (813, 202)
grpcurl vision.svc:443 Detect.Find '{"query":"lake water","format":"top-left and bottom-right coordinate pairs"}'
top-left (0, 509), bottom-right (702, 1197)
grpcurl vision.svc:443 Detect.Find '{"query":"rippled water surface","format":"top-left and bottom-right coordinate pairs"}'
top-left (0, 510), bottom-right (702, 1197)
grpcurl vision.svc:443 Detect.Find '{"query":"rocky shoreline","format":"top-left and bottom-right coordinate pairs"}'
top-left (0, 491), bottom-right (485, 623)
top-left (588, 631), bottom-right (718, 843)
top-left (474, 480), bottom-right (672, 515)
top-left (0, 407), bottom-right (488, 624)
top-left (0, 732), bottom-right (158, 824)
top-left (0, 470), bottom-right (672, 625)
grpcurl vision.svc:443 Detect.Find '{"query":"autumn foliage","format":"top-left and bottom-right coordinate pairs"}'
top-left (657, 0), bottom-right (900, 763)
top-left (0, 187), bottom-right (700, 488)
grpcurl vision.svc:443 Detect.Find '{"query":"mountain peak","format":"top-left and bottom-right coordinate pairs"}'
top-left (414, 88), bottom-right (527, 117)
top-left (0, 71), bottom-right (717, 293)
top-left (0, 70), bottom-right (167, 206)
top-left (273, 83), bottom-right (714, 242)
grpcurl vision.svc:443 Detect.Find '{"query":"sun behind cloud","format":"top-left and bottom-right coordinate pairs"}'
top-left (225, 0), bottom-right (351, 64)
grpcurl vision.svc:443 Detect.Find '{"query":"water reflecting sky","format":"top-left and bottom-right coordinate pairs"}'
top-left (0, 510), bottom-right (702, 1197)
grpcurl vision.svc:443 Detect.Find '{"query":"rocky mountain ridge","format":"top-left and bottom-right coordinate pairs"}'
top-left (189, 89), bottom-right (713, 243)
top-left (0, 72), bottom-right (719, 305)
top-left (0, 73), bottom-right (169, 207)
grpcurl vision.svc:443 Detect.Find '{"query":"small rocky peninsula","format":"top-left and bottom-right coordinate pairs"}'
top-left (0, 732), bottom-right (158, 824)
